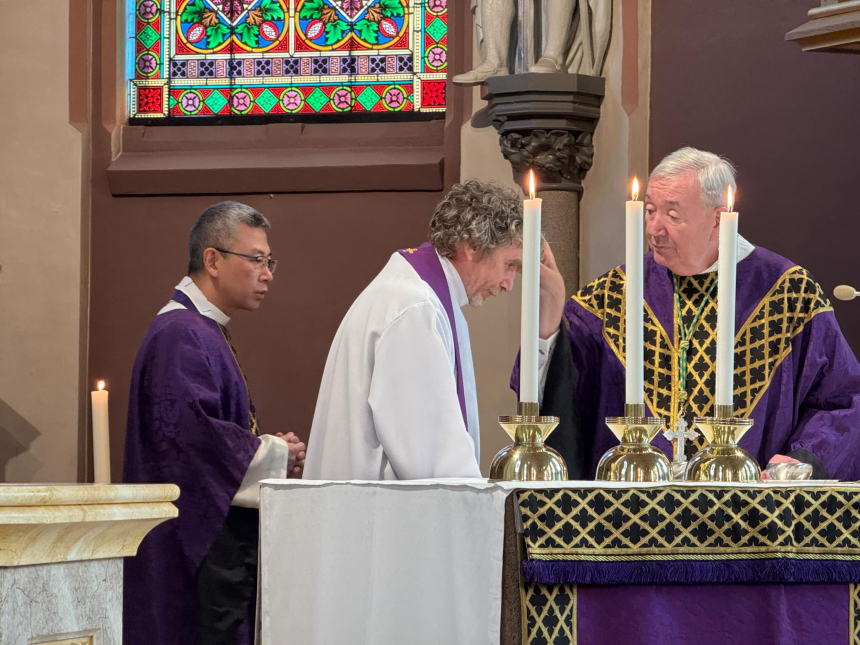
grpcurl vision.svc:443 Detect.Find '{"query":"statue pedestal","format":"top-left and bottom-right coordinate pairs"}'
top-left (476, 73), bottom-right (605, 295)
top-left (0, 484), bottom-right (178, 645)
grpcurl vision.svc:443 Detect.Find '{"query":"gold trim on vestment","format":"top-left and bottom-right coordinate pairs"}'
top-left (569, 263), bottom-right (833, 453)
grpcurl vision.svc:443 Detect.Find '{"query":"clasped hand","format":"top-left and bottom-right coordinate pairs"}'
top-left (276, 431), bottom-right (306, 478)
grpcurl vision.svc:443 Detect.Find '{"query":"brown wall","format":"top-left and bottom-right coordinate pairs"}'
top-left (650, 0), bottom-right (860, 353)
top-left (87, 2), bottom-right (469, 480)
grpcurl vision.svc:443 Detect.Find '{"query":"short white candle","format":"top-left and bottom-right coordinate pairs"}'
top-left (91, 380), bottom-right (111, 484)
top-left (625, 178), bottom-right (644, 406)
top-left (715, 187), bottom-right (739, 409)
top-left (520, 171), bottom-right (541, 404)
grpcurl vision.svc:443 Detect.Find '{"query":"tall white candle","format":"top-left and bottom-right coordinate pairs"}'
top-left (91, 380), bottom-right (111, 484)
top-left (625, 178), bottom-right (644, 406)
top-left (715, 186), bottom-right (739, 409)
top-left (520, 170), bottom-right (541, 403)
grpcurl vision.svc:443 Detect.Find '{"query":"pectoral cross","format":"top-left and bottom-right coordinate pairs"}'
top-left (663, 415), bottom-right (698, 464)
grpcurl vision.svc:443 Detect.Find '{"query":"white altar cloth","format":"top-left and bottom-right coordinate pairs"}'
top-left (260, 479), bottom-right (513, 645)
top-left (259, 478), bottom-right (850, 645)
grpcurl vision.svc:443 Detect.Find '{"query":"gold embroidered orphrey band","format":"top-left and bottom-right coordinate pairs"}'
top-left (522, 582), bottom-right (860, 645)
top-left (517, 487), bottom-right (860, 561)
top-left (573, 265), bottom-right (832, 452)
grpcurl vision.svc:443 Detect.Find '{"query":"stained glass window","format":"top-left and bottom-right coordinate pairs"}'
top-left (127, 0), bottom-right (448, 120)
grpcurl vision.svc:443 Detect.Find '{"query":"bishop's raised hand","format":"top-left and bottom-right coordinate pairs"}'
top-left (539, 240), bottom-right (566, 339)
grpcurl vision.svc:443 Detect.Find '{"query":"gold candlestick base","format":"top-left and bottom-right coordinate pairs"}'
top-left (685, 405), bottom-right (761, 482)
top-left (596, 404), bottom-right (672, 482)
top-left (489, 401), bottom-right (568, 481)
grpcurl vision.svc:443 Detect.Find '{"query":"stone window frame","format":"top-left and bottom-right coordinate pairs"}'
top-left (106, 0), bottom-right (470, 196)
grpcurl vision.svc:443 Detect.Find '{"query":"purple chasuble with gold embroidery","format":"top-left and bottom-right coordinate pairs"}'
top-left (399, 242), bottom-right (468, 427)
top-left (124, 290), bottom-right (261, 645)
top-left (514, 247), bottom-right (860, 480)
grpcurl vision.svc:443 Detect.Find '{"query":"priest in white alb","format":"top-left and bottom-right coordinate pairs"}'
top-left (304, 181), bottom-right (524, 479)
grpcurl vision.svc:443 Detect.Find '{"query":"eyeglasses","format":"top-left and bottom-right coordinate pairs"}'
top-left (215, 248), bottom-right (278, 274)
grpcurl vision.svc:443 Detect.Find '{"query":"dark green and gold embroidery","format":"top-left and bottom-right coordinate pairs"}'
top-left (572, 265), bottom-right (832, 454)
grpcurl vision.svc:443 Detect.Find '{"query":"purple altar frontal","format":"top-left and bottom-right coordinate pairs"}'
top-left (575, 583), bottom-right (850, 645)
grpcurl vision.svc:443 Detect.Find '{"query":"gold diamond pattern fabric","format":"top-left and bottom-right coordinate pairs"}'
top-left (676, 272), bottom-right (719, 451)
top-left (572, 265), bottom-right (832, 455)
top-left (732, 267), bottom-right (831, 416)
top-left (517, 487), bottom-right (860, 560)
top-left (523, 582), bottom-right (576, 645)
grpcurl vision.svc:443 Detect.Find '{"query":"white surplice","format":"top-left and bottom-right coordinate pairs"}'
top-left (303, 252), bottom-right (482, 480)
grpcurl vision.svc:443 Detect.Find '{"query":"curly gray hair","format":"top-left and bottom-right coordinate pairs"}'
top-left (429, 180), bottom-right (523, 259)
top-left (188, 201), bottom-right (270, 274)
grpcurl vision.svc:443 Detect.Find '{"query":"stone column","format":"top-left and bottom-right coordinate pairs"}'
top-left (475, 73), bottom-right (605, 296)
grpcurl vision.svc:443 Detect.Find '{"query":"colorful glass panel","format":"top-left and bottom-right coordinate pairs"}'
top-left (127, 0), bottom-right (447, 120)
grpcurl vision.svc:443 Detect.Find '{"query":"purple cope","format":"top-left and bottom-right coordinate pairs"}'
top-left (513, 247), bottom-right (860, 480)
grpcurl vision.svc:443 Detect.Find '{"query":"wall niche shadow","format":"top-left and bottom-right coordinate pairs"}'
top-left (0, 398), bottom-right (42, 482)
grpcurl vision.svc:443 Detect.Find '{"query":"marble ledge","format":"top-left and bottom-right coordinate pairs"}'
top-left (0, 483), bottom-right (178, 506)
top-left (0, 484), bottom-right (179, 567)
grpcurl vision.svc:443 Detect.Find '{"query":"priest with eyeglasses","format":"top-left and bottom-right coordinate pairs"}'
top-left (123, 201), bottom-right (306, 645)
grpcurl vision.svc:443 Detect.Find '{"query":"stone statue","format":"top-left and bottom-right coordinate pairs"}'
top-left (453, 0), bottom-right (612, 84)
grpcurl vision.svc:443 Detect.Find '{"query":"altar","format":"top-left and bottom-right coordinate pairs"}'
top-left (260, 479), bottom-right (860, 645)
top-left (0, 483), bottom-right (178, 645)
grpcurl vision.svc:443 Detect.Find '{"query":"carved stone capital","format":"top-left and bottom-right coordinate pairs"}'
top-left (499, 130), bottom-right (594, 192)
top-left (476, 73), bottom-right (605, 192)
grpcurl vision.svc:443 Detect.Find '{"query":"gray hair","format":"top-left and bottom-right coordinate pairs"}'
top-left (188, 201), bottom-right (270, 274)
top-left (429, 180), bottom-right (523, 259)
top-left (649, 147), bottom-right (737, 210)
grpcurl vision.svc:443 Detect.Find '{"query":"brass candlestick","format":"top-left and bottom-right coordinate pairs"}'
top-left (489, 401), bottom-right (568, 481)
top-left (596, 404), bottom-right (672, 482)
top-left (686, 404), bottom-right (761, 482)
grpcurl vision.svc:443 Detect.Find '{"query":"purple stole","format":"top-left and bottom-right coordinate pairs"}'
top-left (398, 243), bottom-right (468, 428)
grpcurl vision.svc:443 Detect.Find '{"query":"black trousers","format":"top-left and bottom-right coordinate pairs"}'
top-left (197, 506), bottom-right (259, 645)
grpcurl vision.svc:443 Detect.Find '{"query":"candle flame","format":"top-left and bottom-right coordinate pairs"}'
top-left (528, 170), bottom-right (536, 200)
top-left (632, 177), bottom-right (639, 201)
top-left (727, 185), bottom-right (734, 212)
top-left (97, 380), bottom-right (105, 391)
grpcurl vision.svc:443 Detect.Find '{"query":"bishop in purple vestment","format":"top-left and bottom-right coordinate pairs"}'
top-left (124, 202), bottom-right (305, 645)
top-left (518, 148), bottom-right (860, 480)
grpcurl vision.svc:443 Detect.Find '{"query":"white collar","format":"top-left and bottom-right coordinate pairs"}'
top-left (438, 253), bottom-right (469, 308)
top-left (701, 235), bottom-right (755, 274)
top-left (175, 276), bottom-right (231, 325)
